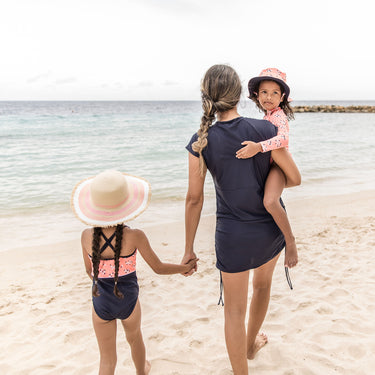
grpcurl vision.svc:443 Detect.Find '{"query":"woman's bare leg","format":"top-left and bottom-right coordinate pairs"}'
top-left (92, 309), bottom-right (118, 375)
top-left (121, 300), bottom-right (150, 375)
top-left (263, 164), bottom-right (298, 268)
top-left (221, 270), bottom-right (250, 375)
top-left (247, 254), bottom-right (280, 359)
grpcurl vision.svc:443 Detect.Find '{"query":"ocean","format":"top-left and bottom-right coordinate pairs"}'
top-left (1, 100), bottom-right (374, 251)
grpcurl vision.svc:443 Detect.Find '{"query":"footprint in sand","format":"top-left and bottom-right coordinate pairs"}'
top-left (189, 339), bottom-right (203, 348)
top-left (347, 344), bottom-right (366, 359)
top-left (148, 333), bottom-right (166, 343)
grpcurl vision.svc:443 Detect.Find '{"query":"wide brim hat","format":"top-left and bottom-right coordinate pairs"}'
top-left (248, 68), bottom-right (290, 100)
top-left (71, 170), bottom-right (151, 227)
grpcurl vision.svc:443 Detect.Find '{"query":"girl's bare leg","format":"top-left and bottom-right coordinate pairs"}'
top-left (221, 270), bottom-right (250, 375)
top-left (121, 300), bottom-right (150, 375)
top-left (92, 309), bottom-right (118, 375)
top-left (263, 164), bottom-right (298, 268)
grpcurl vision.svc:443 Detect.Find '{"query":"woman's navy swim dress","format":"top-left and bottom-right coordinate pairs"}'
top-left (186, 117), bottom-right (285, 273)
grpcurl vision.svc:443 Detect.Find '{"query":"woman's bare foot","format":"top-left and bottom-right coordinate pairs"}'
top-left (247, 333), bottom-right (268, 360)
top-left (144, 360), bottom-right (151, 374)
top-left (285, 240), bottom-right (298, 268)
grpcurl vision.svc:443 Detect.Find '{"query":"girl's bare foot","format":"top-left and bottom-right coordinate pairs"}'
top-left (247, 333), bottom-right (268, 360)
top-left (285, 240), bottom-right (298, 268)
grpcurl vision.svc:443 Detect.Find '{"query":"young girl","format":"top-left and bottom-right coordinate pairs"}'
top-left (236, 68), bottom-right (298, 270)
top-left (71, 170), bottom-right (198, 375)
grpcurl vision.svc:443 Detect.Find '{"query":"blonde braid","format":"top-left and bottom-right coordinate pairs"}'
top-left (192, 92), bottom-right (217, 176)
top-left (192, 65), bottom-right (242, 176)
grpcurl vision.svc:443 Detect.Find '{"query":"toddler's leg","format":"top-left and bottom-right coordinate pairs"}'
top-left (263, 164), bottom-right (298, 268)
top-left (121, 300), bottom-right (150, 375)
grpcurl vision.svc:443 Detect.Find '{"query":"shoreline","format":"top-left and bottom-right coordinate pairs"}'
top-left (1, 188), bottom-right (374, 255)
top-left (1, 188), bottom-right (375, 374)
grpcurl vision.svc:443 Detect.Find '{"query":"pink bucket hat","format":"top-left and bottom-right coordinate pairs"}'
top-left (71, 170), bottom-right (151, 227)
top-left (248, 68), bottom-right (290, 100)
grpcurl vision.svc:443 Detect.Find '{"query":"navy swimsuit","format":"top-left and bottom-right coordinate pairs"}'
top-left (91, 230), bottom-right (139, 321)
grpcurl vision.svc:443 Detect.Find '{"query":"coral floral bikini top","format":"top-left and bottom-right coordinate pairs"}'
top-left (89, 229), bottom-right (137, 279)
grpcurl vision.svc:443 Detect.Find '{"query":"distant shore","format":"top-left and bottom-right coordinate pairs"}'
top-left (293, 105), bottom-right (375, 113)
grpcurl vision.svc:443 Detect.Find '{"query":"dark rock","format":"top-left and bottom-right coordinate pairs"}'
top-left (292, 105), bottom-right (375, 113)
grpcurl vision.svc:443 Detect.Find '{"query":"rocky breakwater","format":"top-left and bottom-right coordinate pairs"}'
top-left (293, 105), bottom-right (375, 113)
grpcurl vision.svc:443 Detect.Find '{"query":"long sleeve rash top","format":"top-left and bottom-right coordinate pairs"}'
top-left (260, 107), bottom-right (289, 152)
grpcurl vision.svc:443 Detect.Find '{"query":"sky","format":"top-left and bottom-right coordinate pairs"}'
top-left (0, 0), bottom-right (374, 101)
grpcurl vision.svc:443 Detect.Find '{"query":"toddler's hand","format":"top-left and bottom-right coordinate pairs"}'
top-left (236, 141), bottom-right (262, 159)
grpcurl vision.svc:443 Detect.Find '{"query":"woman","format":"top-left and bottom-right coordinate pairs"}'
top-left (182, 64), bottom-right (301, 374)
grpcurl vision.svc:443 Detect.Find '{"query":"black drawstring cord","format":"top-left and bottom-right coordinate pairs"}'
top-left (217, 271), bottom-right (224, 306)
top-left (285, 267), bottom-right (293, 290)
top-left (218, 267), bottom-right (292, 306)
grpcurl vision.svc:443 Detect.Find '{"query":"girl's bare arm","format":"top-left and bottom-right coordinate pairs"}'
top-left (81, 229), bottom-right (93, 280)
top-left (134, 229), bottom-right (198, 275)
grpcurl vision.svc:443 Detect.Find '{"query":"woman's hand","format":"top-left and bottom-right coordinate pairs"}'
top-left (181, 252), bottom-right (198, 276)
top-left (236, 141), bottom-right (262, 159)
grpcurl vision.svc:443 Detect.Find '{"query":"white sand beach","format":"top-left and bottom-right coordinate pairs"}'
top-left (1, 190), bottom-right (375, 374)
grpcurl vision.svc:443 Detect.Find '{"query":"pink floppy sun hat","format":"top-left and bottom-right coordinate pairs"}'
top-left (248, 68), bottom-right (290, 100)
top-left (71, 170), bottom-right (151, 227)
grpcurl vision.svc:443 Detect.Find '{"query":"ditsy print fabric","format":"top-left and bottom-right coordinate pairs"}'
top-left (260, 107), bottom-right (289, 152)
top-left (90, 251), bottom-right (137, 278)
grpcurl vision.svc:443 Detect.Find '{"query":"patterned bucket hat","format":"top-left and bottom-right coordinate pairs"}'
top-left (248, 68), bottom-right (290, 100)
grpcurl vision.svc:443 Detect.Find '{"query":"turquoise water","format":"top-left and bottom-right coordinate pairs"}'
top-left (1, 100), bottom-right (374, 250)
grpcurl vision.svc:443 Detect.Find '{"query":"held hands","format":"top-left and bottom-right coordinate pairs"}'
top-left (181, 252), bottom-right (198, 276)
top-left (236, 141), bottom-right (262, 159)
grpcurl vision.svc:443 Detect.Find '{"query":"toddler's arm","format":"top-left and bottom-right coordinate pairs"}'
top-left (236, 111), bottom-right (289, 159)
top-left (260, 112), bottom-right (289, 152)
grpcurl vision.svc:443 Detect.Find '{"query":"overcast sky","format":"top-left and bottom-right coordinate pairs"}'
top-left (0, 0), bottom-right (373, 101)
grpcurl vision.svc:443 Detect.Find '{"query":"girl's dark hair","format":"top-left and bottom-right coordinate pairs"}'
top-left (249, 80), bottom-right (295, 121)
top-left (192, 64), bottom-right (242, 176)
top-left (91, 224), bottom-right (124, 299)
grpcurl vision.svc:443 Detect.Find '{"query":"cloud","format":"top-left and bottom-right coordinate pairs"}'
top-left (134, 81), bottom-right (154, 88)
top-left (55, 77), bottom-right (77, 85)
top-left (137, 0), bottom-right (202, 14)
top-left (27, 72), bottom-right (51, 84)
top-left (163, 80), bottom-right (179, 86)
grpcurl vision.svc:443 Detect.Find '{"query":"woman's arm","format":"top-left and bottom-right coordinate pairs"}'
top-left (183, 153), bottom-right (206, 268)
top-left (271, 147), bottom-right (301, 187)
top-left (134, 229), bottom-right (198, 275)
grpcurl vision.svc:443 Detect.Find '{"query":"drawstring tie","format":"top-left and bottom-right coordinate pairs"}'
top-left (217, 271), bottom-right (224, 306)
top-left (285, 267), bottom-right (293, 290)
top-left (217, 267), bottom-right (293, 307)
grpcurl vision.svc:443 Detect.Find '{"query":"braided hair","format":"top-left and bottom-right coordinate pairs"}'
top-left (192, 64), bottom-right (242, 176)
top-left (91, 227), bottom-right (102, 297)
top-left (113, 224), bottom-right (124, 299)
top-left (91, 224), bottom-right (124, 299)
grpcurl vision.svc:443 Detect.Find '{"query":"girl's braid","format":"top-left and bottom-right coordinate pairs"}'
top-left (113, 224), bottom-right (124, 299)
top-left (91, 227), bottom-right (101, 297)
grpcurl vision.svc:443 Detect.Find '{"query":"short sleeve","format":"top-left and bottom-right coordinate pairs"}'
top-left (185, 133), bottom-right (200, 157)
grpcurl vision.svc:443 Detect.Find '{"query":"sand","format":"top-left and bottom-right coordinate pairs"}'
top-left (1, 190), bottom-right (375, 374)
